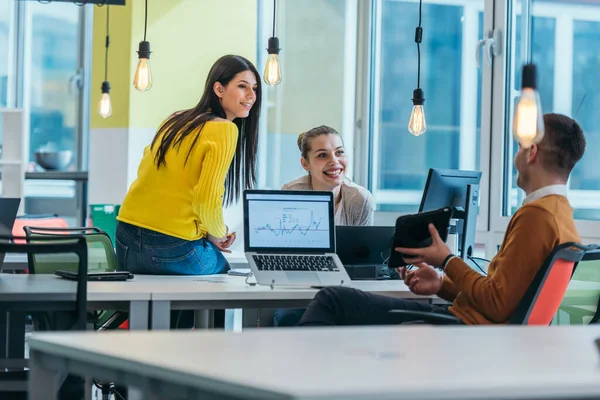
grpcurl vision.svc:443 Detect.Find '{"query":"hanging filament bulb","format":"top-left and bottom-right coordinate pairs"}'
top-left (133, 41), bottom-right (152, 91)
top-left (408, 89), bottom-right (426, 136)
top-left (513, 64), bottom-right (544, 148)
top-left (98, 81), bottom-right (112, 118)
top-left (264, 37), bottom-right (282, 86)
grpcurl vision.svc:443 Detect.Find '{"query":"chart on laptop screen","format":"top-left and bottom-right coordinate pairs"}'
top-left (248, 196), bottom-right (331, 249)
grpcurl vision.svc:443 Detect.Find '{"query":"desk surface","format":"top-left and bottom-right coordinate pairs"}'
top-left (3, 251), bottom-right (249, 270)
top-left (30, 325), bottom-right (600, 400)
top-left (146, 274), bottom-right (421, 301)
top-left (0, 274), bottom-right (417, 303)
top-left (0, 274), bottom-right (151, 301)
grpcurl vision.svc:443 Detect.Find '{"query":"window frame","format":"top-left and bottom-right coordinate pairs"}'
top-left (255, 0), bottom-right (600, 258)
top-left (360, 0), bottom-right (496, 243)
top-left (490, 0), bottom-right (600, 241)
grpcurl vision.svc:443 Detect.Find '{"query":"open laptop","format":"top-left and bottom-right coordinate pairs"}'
top-left (335, 226), bottom-right (395, 280)
top-left (244, 190), bottom-right (351, 287)
top-left (0, 198), bottom-right (22, 272)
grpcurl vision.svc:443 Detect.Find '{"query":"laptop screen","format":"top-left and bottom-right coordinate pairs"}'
top-left (243, 190), bottom-right (335, 253)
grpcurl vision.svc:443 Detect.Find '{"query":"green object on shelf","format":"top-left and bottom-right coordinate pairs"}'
top-left (90, 204), bottom-right (120, 246)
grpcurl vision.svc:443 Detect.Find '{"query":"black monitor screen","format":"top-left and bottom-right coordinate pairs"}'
top-left (419, 169), bottom-right (482, 213)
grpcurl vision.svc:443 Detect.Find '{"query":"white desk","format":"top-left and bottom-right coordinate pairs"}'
top-left (140, 275), bottom-right (426, 329)
top-left (2, 251), bottom-right (249, 271)
top-left (29, 325), bottom-right (600, 400)
top-left (0, 274), bottom-right (150, 327)
top-left (0, 273), bottom-right (150, 368)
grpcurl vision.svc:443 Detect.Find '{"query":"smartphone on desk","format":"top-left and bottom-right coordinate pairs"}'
top-left (387, 207), bottom-right (453, 269)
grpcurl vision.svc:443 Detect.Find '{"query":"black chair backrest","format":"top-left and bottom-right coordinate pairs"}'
top-left (0, 234), bottom-right (88, 331)
top-left (509, 242), bottom-right (600, 325)
top-left (23, 226), bottom-right (109, 274)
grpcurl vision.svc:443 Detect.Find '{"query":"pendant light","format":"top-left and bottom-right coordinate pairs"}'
top-left (408, 0), bottom-right (426, 136)
top-left (98, 5), bottom-right (112, 118)
top-left (264, 0), bottom-right (282, 86)
top-left (513, 63), bottom-right (544, 148)
top-left (133, 0), bottom-right (152, 91)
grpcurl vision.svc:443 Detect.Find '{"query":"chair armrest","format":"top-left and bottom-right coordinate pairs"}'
top-left (388, 310), bottom-right (462, 325)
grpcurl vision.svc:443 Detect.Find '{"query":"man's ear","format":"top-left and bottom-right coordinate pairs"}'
top-left (526, 143), bottom-right (539, 164)
top-left (300, 157), bottom-right (310, 172)
top-left (213, 82), bottom-right (224, 98)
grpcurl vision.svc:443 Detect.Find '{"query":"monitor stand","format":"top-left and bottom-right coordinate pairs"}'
top-left (460, 184), bottom-right (480, 259)
top-left (451, 184), bottom-right (480, 260)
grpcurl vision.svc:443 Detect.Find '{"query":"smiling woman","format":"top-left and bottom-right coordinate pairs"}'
top-left (114, 54), bottom-right (262, 277)
top-left (283, 125), bottom-right (375, 227)
top-left (275, 125), bottom-right (376, 327)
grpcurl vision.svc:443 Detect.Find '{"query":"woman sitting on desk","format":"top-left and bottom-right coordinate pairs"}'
top-left (274, 125), bottom-right (375, 326)
top-left (115, 55), bottom-right (262, 275)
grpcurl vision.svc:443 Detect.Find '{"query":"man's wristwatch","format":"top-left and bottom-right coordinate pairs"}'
top-left (441, 254), bottom-right (456, 271)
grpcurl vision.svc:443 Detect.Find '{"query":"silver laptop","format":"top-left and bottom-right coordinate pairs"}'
top-left (0, 198), bottom-right (22, 272)
top-left (243, 190), bottom-right (351, 287)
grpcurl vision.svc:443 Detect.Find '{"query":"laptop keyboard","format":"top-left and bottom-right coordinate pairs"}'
top-left (252, 255), bottom-right (340, 272)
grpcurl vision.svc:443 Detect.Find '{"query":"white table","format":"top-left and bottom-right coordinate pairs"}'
top-left (0, 274), bottom-right (150, 366)
top-left (2, 251), bottom-right (249, 271)
top-left (141, 275), bottom-right (426, 329)
top-left (29, 325), bottom-right (600, 400)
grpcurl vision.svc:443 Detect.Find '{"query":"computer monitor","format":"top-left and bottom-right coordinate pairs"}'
top-left (419, 169), bottom-right (482, 260)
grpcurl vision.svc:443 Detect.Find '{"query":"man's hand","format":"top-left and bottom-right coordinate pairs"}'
top-left (395, 223), bottom-right (453, 268)
top-left (398, 262), bottom-right (443, 295)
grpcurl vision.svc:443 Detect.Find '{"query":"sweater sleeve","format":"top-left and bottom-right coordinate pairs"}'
top-left (357, 190), bottom-right (375, 226)
top-left (192, 122), bottom-right (238, 238)
top-left (437, 274), bottom-right (460, 302)
top-left (443, 206), bottom-right (559, 323)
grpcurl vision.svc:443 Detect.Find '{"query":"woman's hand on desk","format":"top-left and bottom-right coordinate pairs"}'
top-left (207, 232), bottom-right (236, 253)
top-left (398, 263), bottom-right (443, 295)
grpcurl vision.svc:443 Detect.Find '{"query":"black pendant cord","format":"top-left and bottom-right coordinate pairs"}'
top-left (416, 0), bottom-right (423, 89)
top-left (272, 0), bottom-right (276, 37)
top-left (104, 6), bottom-right (110, 82)
top-left (143, 0), bottom-right (148, 42)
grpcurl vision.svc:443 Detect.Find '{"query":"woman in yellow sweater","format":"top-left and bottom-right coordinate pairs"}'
top-left (115, 55), bottom-right (261, 275)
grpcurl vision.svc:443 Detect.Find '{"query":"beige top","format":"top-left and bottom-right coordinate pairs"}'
top-left (282, 175), bottom-right (375, 226)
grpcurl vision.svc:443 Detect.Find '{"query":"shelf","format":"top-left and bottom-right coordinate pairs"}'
top-left (25, 171), bottom-right (88, 181)
top-left (0, 171), bottom-right (88, 181)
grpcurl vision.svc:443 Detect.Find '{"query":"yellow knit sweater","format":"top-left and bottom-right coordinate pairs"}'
top-left (117, 120), bottom-right (238, 240)
top-left (438, 195), bottom-right (581, 324)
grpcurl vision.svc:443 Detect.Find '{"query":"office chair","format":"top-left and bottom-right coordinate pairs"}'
top-left (23, 226), bottom-right (128, 331)
top-left (389, 242), bottom-right (600, 325)
top-left (0, 234), bottom-right (87, 399)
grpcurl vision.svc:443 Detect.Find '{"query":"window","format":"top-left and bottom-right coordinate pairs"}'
top-left (502, 0), bottom-right (600, 221)
top-left (0, 0), bottom-right (16, 109)
top-left (256, 0), bottom-right (358, 190)
top-left (27, 2), bottom-right (81, 167)
top-left (369, 0), bottom-right (485, 215)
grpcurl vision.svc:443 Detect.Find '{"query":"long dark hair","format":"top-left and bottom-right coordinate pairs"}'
top-left (150, 54), bottom-right (262, 206)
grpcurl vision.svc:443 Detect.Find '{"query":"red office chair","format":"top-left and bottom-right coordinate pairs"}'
top-left (389, 242), bottom-right (600, 325)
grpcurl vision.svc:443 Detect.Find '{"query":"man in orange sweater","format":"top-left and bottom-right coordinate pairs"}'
top-left (299, 113), bottom-right (586, 326)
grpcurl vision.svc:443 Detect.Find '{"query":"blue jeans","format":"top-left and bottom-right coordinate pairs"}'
top-left (115, 221), bottom-right (230, 275)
